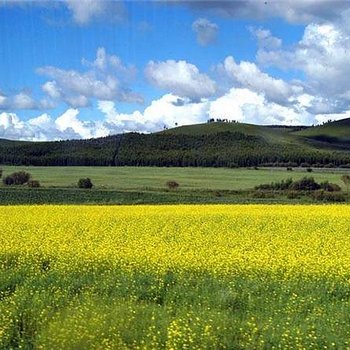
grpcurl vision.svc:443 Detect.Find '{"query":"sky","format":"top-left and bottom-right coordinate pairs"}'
top-left (1, 0), bottom-right (350, 141)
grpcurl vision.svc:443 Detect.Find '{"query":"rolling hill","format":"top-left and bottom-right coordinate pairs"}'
top-left (295, 118), bottom-right (350, 147)
top-left (0, 119), bottom-right (349, 167)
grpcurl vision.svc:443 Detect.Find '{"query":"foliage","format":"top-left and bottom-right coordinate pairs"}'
top-left (319, 181), bottom-right (341, 192)
top-left (255, 178), bottom-right (293, 191)
top-left (27, 180), bottom-right (41, 188)
top-left (3, 171), bottom-right (31, 185)
top-left (0, 121), bottom-right (350, 167)
top-left (341, 175), bottom-right (350, 193)
top-left (255, 177), bottom-right (343, 193)
top-left (166, 180), bottom-right (179, 190)
top-left (78, 178), bottom-right (93, 189)
top-left (290, 177), bottom-right (321, 191)
top-left (1, 205), bottom-right (350, 348)
top-left (311, 190), bottom-right (346, 202)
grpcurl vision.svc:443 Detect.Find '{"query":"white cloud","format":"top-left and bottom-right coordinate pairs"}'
top-left (2, 85), bottom-right (350, 141)
top-left (256, 22), bottom-right (350, 113)
top-left (145, 60), bottom-right (216, 100)
top-left (209, 88), bottom-right (312, 125)
top-left (251, 28), bottom-right (282, 50)
top-left (192, 18), bottom-right (218, 46)
top-left (218, 56), bottom-right (303, 105)
top-left (42, 81), bottom-right (61, 99)
top-left (12, 92), bottom-right (36, 109)
top-left (0, 91), bottom-right (46, 110)
top-left (182, 1), bottom-right (350, 25)
top-left (99, 94), bottom-right (209, 131)
top-left (38, 47), bottom-right (143, 108)
top-left (64, 0), bottom-right (127, 25)
top-left (55, 108), bottom-right (93, 139)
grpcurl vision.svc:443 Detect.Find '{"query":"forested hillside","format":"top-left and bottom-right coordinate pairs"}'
top-left (0, 120), bottom-right (349, 167)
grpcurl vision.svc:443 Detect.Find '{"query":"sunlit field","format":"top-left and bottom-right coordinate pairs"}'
top-left (1, 205), bottom-right (350, 349)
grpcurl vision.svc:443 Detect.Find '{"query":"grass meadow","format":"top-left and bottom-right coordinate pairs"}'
top-left (1, 166), bottom-right (349, 190)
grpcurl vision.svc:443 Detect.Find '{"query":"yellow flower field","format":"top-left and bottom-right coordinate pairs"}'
top-left (1, 204), bottom-right (350, 349)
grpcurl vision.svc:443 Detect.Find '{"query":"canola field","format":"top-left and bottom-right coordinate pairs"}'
top-left (1, 205), bottom-right (350, 349)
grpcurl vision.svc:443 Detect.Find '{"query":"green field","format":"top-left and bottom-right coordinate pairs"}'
top-left (2, 166), bottom-right (349, 191)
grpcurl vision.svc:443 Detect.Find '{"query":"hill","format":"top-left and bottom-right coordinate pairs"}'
top-left (0, 119), bottom-right (349, 167)
top-left (295, 118), bottom-right (350, 147)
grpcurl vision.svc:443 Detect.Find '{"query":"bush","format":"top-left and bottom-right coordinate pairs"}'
top-left (3, 171), bottom-right (31, 186)
top-left (319, 181), bottom-right (341, 192)
top-left (27, 180), bottom-right (40, 188)
top-left (286, 191), bottom-right (300, 199)
top-left (290, 177), bottom-right (321, 191)
top-left (78, 178), bottom-right (93, 189)
top-left (311, 190), bottom-right (345, 202)
top-left (255, 178), bottom-right (293, 191)
top-left (166, 180), bottom-right (179, 190)
top-left (251, 191), bottom-right (275, 199)
top-left (3, 175), bottom-right (14, 186)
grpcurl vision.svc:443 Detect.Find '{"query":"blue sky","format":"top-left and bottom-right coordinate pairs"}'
top-left (0, 1), bottom-right (350, 140)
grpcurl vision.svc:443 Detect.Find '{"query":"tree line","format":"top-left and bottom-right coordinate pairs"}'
top-left (0, 132), bottom-right (349, 168)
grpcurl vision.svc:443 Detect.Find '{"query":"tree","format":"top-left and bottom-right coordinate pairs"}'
top-left (341, 175), bottom-right (350, 194)
top-left (78, 178), bottom-right (93, 189)
top-left (27, 180), bottom-right (41, 188)
top-left (3, 171), bottom-right (31, 186)
top-left (166, 180), bottom-right (179, 190)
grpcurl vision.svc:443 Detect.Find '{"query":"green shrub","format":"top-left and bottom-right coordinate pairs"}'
top-left (28, 180), bottom-right (41, 188)
top-left (290, 177), bottom-right (321, 191)
top-left (255, 178), bottom-right (293, 191)
top-left (3, 175), bottom-right (14, 186)
top-left (286, 191), bottom-right (300, 199)
top-left (312, 190), bottom-right (345, 202)
top-left (78, 178), bottom-right (93, 189)
top-left (319, 181), bottom-right (341, 192)
top-left (166, 180), bottom-right (179, 190)
top-left (3, 171), bottom-right (31, 186)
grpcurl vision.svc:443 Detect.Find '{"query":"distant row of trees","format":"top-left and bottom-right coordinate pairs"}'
top-left (0, 132), bottom-right (349, 168)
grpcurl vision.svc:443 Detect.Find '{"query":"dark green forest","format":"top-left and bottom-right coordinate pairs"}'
top-left (1, 119), bottom-right (350, 167)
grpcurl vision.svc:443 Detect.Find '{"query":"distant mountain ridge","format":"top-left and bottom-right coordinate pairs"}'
top-left (0, 119), bottom-right (349, 167)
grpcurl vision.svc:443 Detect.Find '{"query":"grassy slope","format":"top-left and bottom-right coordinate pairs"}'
top-left (163, 120), bottom-right (350, 150)
top-left (295, 118), bottom-right (350, 139)
top-left (162, 122), bottom-right (301, 145)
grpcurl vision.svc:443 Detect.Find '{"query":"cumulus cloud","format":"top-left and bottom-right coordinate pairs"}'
top-left (179, 0), bottom-right (350, 25)
top-left (0, 91), bottom-right (48, 110)
top-left (217, 56), bottom-right (303, 105)
top-left (0, 87), bottom-right (324, 142)
top-left (0, 1), bottom-right (127, 25)
top-left (209, 88), bottom-right (312, 125)
top-left (65, 0), bottom-right (127, 25)
top-left (250, 27), bottom-right (282, 50)
top-left (38, 47), bottom-right (143, 108)
top-left (256, 22), bottom-right (350, 112)
top-left (192, 18), bottom-right (218, 46)
top-left (145, 60), bottom-right (216, 101)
